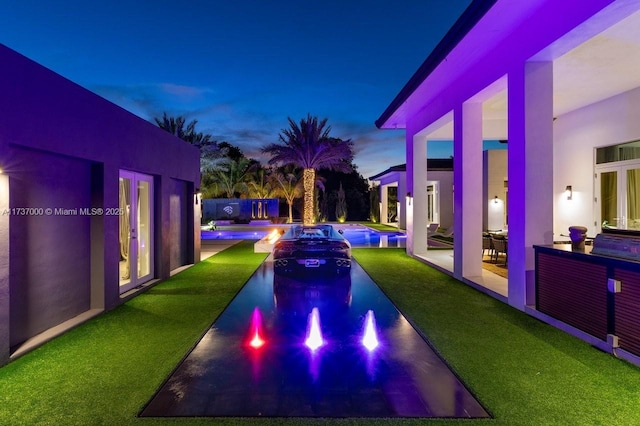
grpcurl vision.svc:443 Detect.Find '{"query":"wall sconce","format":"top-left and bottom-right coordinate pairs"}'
top-left (194, 190), bottom-right (202, 205)
top-left (406, 192), bottom-right (412, 206)
top-left (565, 185), bottom-right (572, 200)
top-left (493, 195), bottom-right (499, 204)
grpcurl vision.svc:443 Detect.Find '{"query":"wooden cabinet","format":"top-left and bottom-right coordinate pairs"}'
top-left (535, 245), bottom-right (640, 358)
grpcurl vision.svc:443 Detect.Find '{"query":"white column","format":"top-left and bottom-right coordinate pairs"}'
top-left (380, 184), bottom-right (389, 225)
top-left (0, 172), bottom-right (9, 365)
top-left (508, 61), bottom-right (554, 309)
top-left (397, 174), bottom-right (407, 230)
top-left (407, 132), bottom-right (428, 256)
top-left (453, 102), bottom-right (483, 279)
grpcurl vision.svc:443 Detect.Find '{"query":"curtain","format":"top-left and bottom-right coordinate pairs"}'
top-left (628, 169), bottom-right (640, 229)
top-left (119, 178), bottom-right (130, 280)
top-left (601, 172), bottom-right (617, 227)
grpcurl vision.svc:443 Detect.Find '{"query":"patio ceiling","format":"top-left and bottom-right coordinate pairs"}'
top-left (392, 1), bottom-right (640, 142)
top-left (553, 8), bottom-right (640, 117)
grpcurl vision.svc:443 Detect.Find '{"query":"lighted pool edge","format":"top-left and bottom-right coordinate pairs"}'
top-left (202, 227), bottom-right (407, 248)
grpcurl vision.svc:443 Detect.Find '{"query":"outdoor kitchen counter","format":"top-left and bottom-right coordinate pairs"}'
top-left (534, 244), bottom-right (640, 358)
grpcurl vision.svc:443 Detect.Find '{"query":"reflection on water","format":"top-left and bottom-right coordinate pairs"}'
top-left (140, 260), bottom-right (489, 418)
top-left (273, 272), bottom-right (352, 318)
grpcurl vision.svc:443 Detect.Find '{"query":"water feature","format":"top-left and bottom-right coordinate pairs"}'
top-left (140, 259), bottom-right (489, 418)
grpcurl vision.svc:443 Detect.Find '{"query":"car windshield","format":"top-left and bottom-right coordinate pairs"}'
top-left (283, 225), bottom-right (340, 240)
top-left (299, 228), bottom-right (327, 238)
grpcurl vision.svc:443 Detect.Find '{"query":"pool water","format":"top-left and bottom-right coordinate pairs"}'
top-left (140, 260), bottom-right (489, 418)
top-left (201, 227), bottom-right (406, 248)
top-left (339, 227), bottom-right (406, 248)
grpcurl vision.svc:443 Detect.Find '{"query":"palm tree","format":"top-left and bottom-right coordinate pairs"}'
top-left (247, 166), bottom-right (277, 199)
top-left (154, 112), bottom-right (221, 172)
top-left (209, 157), bottom-right (252, 198)
top-left (262, 114), bottom-right (354, 224)
top-left (271, 167), bottom-right (303, 223)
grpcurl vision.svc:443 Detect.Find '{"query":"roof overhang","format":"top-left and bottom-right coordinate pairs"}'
top-left (376, 0), bottom-right (640, 131)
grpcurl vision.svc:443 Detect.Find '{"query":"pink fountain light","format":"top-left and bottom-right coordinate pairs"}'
top-left (247, 307), bottom-right (266, 349)
top-left (362, 310), bottom-right (379, 351)
top-left (305, 307), bottom-right (324, 351)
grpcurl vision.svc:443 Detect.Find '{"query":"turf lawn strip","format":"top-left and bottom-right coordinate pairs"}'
top-left (0, 242), bottom-right (272, 426)
top-left (352, 248), bottom-right (640, 425)
top-left (1, 242), bottom-right (638, 425)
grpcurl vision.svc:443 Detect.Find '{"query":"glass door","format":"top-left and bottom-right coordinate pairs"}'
top-left (596, 160), bottom-right (640, 231)
top-left (119, 171), bottom-right (154, 293)
top-left (427, 183), bottom-right (439, 224)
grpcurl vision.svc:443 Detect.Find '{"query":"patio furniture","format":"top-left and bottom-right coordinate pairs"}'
top-left (482, 233), bottom-right (494, 258)
top-left (491, 235), bottom-right (508, 265)
top-left (438, 227), bottom-right (454, 238)
top-left (427, 223), bottom-right (440, 237)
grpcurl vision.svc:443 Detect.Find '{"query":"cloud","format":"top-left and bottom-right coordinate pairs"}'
top-left (158, 83), bottom-right (214, 100)
top-left (88, 81), bottom-right (407, 178)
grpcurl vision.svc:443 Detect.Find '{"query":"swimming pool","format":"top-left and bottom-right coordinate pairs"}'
top-left (201, 226), bottom-right (406, 248)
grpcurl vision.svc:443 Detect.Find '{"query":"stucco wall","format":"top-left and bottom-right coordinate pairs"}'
top-left (427, 170), bottom-right (454, 230)
top-left (169, 179), bottom-right (189, 271)
top-left (0, 44), bottom-right (201, 362)
top-left (554, 86), bottom-right (640, 237)
top-left (483, 150), bottom-right (508, 231)
top-left (9, 149), bottom-right (92, 346)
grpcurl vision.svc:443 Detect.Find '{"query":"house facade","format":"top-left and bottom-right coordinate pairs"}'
top-left (370, 153), bottom-right (508, 233)
top-left (376, 0), bottom-right (640, 364)
top-left (0, 44), bottom-right (201, 366)
top-left (369, 159), bottom-right (454, 231)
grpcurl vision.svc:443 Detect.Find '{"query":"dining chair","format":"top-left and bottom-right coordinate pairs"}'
top-left (491, 235), bottom-right (508, 265)
top-left (482, 233), bottom-right (494, 258)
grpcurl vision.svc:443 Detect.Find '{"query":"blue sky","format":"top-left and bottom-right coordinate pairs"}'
top-left (0, 0), bottom-right (475, 179)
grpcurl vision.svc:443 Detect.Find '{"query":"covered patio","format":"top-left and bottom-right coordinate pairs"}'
top-left (376, 0), bottom-right (640, 363)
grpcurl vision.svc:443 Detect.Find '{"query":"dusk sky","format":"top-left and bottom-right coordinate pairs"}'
top-left (0, 0), bottom-right (476, 179)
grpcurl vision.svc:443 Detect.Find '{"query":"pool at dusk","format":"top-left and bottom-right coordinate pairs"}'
top-left (202, 225), bottom-right (407, 248)
top-left (140, 259), bottom-right (488, 419)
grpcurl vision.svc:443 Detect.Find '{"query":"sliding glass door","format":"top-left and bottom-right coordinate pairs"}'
top-left (119, 171), bottom-right (154, 293)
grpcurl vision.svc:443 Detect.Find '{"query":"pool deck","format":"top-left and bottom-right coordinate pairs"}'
top-left (201, 239), bottom-right (242, 260)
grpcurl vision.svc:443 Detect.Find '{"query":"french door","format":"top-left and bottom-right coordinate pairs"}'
top-left (119, 171), bottom-right (154, 293)
top-left (596, 160), bottom-right (640, 231)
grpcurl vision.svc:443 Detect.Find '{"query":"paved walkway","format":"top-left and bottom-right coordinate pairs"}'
top-left (201, 239), bottom-right (243, 260)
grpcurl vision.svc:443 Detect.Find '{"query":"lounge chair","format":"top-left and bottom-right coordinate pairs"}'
top-left (427, 223), bottom-right (440, 237)
top-left (438, 227), bottom-right (454, 238)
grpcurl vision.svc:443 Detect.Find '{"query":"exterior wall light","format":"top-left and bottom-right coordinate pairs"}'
top-left (565, 185), bottom-right (572, 200)
top-left (406, 192), bottom-right (412, 206)
top-left (494, 195), bottom-right (499, 204)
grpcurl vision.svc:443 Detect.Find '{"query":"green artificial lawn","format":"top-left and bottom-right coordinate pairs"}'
top-left (358, 221), bottom-right (401, 232)
top-left (0, 243), bottom-right (639, 425)
top-left (352, 248), bottom-right (640, 425)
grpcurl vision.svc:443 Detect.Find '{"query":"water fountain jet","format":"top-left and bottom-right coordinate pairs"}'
top-left (305, 307), bottom-right (324, 351)
top-left (362, 310), bottom-right (379, 351)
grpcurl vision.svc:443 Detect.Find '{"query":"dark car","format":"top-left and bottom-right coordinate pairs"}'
top-left (272, 224), bottom-right (351, 275)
